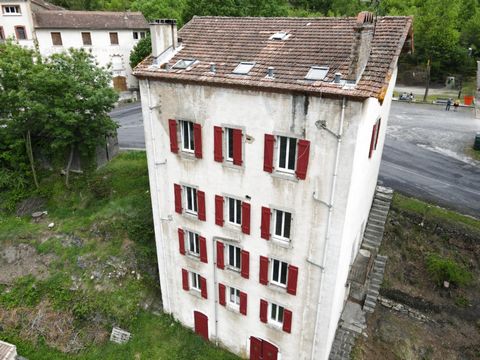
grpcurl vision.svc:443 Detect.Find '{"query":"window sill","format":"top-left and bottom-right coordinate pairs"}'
top-left (222, 161), bottom-right (243, 171)
top-left (183, 212), bottom-right (199, 222)
top-left (271, 237), bottom-right (291, 248)
top-left (271, 171), bottom-right (298, 182)
top-left (268, 283), bottom-right (287, 294)
top-left (186, 253), bottom-right (200, 261)
top-left (226, 265), bottom-right (241, 274)
top-left (3, 14), bottom-right (22, 16)
top-left (178, 151), bottom-right (197, 161)
top-left (265, 321), bottom-right (284, 332)
top-left (226, 304), bottom-right (240, 313)
top-left (189, 289), bottom-right (202, 298)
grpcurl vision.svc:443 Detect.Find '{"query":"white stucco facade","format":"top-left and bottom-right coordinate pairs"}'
top-left (139, 63), bottom-right (397, 359)
top-left (0, 0), bottom-right (36, 47)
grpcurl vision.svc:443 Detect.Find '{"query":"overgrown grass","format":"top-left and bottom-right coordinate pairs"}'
top-left (425, 253), bottom-right (473, 287)
top-left (392, 193), bottom-right (480, 231)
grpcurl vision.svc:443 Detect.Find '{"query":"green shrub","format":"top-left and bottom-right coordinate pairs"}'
top-left (426, 253), bottom-right (473, 287)
top-left (88, 174), bottom-right (112, 199)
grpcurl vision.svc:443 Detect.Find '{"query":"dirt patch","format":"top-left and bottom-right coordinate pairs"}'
top-left (0, 244), bottom-right (55, 284)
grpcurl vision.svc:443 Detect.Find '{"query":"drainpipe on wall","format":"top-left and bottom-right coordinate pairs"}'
top-left (146, 79), bottom-right (171, 312)
top-left (311, 97), bottom-right (346, 360)
top-left (212, 238), bottom-right (219, 345)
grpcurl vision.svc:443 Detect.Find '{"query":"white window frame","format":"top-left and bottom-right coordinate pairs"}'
top-left (273, 209), bottom-right (292, 241)
top-left (186, 230), bottom-right (200, 257)
top-left (270, 258), bottom-right (288, 288)
top-left (276, 136), bottom-right (297, 173)
top-left (227, 286), bottom-right (240, 310)
top-left (227, 244), bottom-right (241, 271)
top-left (179, 120), bottom-right (195, 153)
top-left (140, 31), bottom-right (146, 39)
top-left (226, 197), bottom-right (242, 226)
top-left (225, 127), bottom-right (234, 162)
top-left (190, 271), bottom-right (201, 292)
top-left (269, 302), bottom-right (285, 327)
top-left (2, 5), bottom-right (20, 14)
top-left (184, 186), bottom-right (198, 215)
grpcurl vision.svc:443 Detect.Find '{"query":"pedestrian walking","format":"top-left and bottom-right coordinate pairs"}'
top-left (446, 98), bottom-right (452, 111)
top-left (453, 99), bottom-right (459, 112)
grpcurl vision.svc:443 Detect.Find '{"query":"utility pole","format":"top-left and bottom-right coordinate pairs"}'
top-left (423, 58), bottom-right (430, 103)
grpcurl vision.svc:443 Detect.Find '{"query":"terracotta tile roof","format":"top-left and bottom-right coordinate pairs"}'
top-left (135, 16), bottom-right (413, 100)
top-left (34, 10), bottom-right (148, 30)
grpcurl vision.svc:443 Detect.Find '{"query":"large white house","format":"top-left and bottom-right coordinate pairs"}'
top-left (0, 0), bottom-right (148, 92)
top-left (134, 15), bottom-right (412, 360)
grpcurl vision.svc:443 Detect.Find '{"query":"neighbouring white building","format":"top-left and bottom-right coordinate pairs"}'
top-left (134, 14), bottom-right (412, 360)
top-left (0, 0), bottom-right (148, 92)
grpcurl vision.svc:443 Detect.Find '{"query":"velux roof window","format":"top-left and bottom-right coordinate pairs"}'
top-left (305, 66), bottom-right (329, 81)
top-left (232, 62), bottom-right (255, 75)
top-left (270, 31), bottom-right (289, 40)
top-left (172, 59), bottom-right (196, 69)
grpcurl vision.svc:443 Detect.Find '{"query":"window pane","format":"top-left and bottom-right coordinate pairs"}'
top-left (229, 246), bottom-right (234, 266)
top-left (271, 304), bottom-right (276, 320)
top-left (279, 137), bottom-right (287, 168)
top-left (229, 198), bottom-right (235, 222)
top-left (272, 260), bottom-right (279, 282)
top-left (188, 122), bottom-right (194, 150)
top-left (288, 138), bottom-right (297, 170)
top-left (182, 122), bottom-right (188, 149)
top-left (284, 212), bottom-right (292, 238)
top-left (187, 188), bottom-right (192, 210)
top-left (278, 306), bottom-right (284, 323)
top-left (227, 128), bottom-right (234, 159)
top-left (192, 188), bottom-right (197, 212)
top-left (236, 200), bottom-right (242, 224)
top-left (275, 211), bottom-right (283, 236)
top-left (280, 262), bottom-right (288, 284)
top-left (235, 247), bottom-right (240, 268)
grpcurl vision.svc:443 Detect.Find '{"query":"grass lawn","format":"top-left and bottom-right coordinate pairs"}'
top-left (0, 151), bottom-right (239, 360)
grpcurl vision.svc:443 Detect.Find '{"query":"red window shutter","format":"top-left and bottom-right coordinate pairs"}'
top-left (193, 123), bottom-right (203, 158)
top-left (215, 195), bottom-right (224, 226)
top-left (239, 291), bottom-right (247, 315)
top-left (200, 276), bottom-right (208, 299)
top-left (374, 118), bottom-right (381, 149)
top-left (259, 256), bottom-right (269, 285)
top-left (232, 128), bottom-right (243, 166)
top-left (283, 309), bottom-right (292, 333)
top-left (174, 184), bottom-right (182, 214)
top-left (241, 250), bottom-right (249, 279)
top-left (199, 236), bottom-right (207, 263)
top-left (369, 123), bottom-right (377, 158)
top-left (178, 228), bottom-right (185, 255)
top-left (260, 206), bottom-right (271, 240)
top-left (263, 134), bottom-right (275, 173)
top-left (214, 126), bottom-right (223, 162)
top-left (287, 265), bottom-right (299, 295)
top-left (168, 119), bottom-right (179, 153)
top-left (218, 283), bottom-right (226, 306)
top-left (197, 190), bottom-right (206, 221)
top-left (241, 202), bottom-right (251, 235)
top-left (295, 139), bottom-right (310, 180)
top-left (182, 269), bottom-right (189, 291)
top-left (259, 299), bottom-right (268, 323)
top-left (216, 241), bottom-right (224, 269)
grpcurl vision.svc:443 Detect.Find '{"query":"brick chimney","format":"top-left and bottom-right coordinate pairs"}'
top-left (347, 11), bottom-right (374, 82)
top-left (150, 19), bottom-right (178, 58)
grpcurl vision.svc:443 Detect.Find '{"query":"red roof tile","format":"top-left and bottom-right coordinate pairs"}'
top-left (135, 16), bottom-right (412, 100)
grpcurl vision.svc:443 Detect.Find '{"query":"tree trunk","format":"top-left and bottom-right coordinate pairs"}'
top-left (25, 130), bottom-right (39, 189)
top-left (423, 58), bottom-right (431, 103)
top-left (65, 144), bottom-right (74, 188)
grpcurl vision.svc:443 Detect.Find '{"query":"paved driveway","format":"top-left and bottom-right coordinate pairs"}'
top-left (111, 101), bottom-right (480, 217)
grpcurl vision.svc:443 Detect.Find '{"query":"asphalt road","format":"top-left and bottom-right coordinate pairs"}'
top-left (111, 101), bottom-right (480, 218)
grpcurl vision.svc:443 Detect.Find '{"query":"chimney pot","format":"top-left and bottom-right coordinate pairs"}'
top-left (150, 19), bottom-right (178, 59)
top-left (334, 73), bottom-right (342, 84)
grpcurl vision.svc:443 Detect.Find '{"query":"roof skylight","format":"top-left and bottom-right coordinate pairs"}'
top-left (232, 62), bottom-right (255, 75)
top-left (270, 31), bottom-right (289, 40)
top-left (305, 66), bottom-right (329, 81)
top-left (172, 59), bottom-right (196, 69)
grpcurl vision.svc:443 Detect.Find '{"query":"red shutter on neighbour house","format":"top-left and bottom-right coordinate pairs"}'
top-left (199, 236), bottom-right (207, 263)
top-left (182, 269), bottom-right (189, 291)
top-left (241, 202), bottom-right (251, 234)
top-left (263, 134), bottom-right (275, 173)
top-left (287, 265), bottom-right (299, 295)
top-left (215, 195), bottom-right (224, 226)
top-left (218, 283), bottom-right (226, 306)
top-left (283, 309), bottom-right (292, 333)
top-left (241, 250), bottom-right (250, 279)
top-left (197, 190), bottom-right (206, 221)
top-left (193, 123), bottom-right (203, 158)
top-left (216, 241), bottom-right (225, 269)
top-left (369, 123), bottom-right (377, 159)
top-left (239, 291), bottom-right (247, 315)
top-left (178, 228), bottom-right (185, 255)
top-left (259, 256), bottom-right (269, 285)
top-left (374, 118), bottom-right (381, 149)
top-left (214, 126), bottom-right (223, 162)
top-left (168, 119), bottom-right (179, 153)
top-left (260, 299), bottom-right (268, 323)
top-left (174, 184), bottom-right (182, 214)
top-left (260, 206), bottom-right (271, 240)
top-left (232, 128), bottom-right (243, 166)
top-left (295, 139), bottom-right (310, 180)
top-left (200, 276), bottom-right (208, 299)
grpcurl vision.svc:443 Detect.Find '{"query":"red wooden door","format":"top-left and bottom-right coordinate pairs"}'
top-left (249, 337), bottom-right (278, 360)
top-left (194, 311), bottom-right (209, 341)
